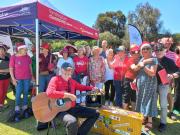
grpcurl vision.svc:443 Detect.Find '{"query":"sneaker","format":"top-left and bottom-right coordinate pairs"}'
top-left (23, 109), bottom-right (30, 118)
top-left (168, 112), bottom-right (177, 121)
top-left (105, 101), bottom-right (109, 106)
top-left (14, 111), bottom-right (21, 122)
top-left (158, 123), bottom-right (167, 132)
top-left (109, 102), bottom-right (113, 106)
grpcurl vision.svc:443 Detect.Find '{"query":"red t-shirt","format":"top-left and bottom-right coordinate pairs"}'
top-left (176, 57), bottom-right (180, 68)
top-left (125, 57), bottom-right (138, 80)
top-left (46, 76), bottom-right (93, 107)
top-left (73, 56), bottom-right (89, 75)
top-left (111, 55), bottom-right (129, 80)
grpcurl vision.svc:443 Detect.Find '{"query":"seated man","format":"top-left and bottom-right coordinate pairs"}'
top-left (46, 62), bottom-right (100, 135)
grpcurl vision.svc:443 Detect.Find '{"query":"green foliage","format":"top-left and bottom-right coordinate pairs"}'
top-left (173, 33), bottom-right (180, 44)
top-left (74, 40), bottom-right (88, 47)
top-left (50, 40), bottom-right (68, 52)
top-left (88, 40), bottom-right (98, 47)
top-left (99, 31), bottom-right (121, 48)
top-left (95, 11), bottom-right (126, 39)
top-left (128, 2), bottom-right (162, 41)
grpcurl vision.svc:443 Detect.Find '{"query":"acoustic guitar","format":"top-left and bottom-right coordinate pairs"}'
top-left (32, 91), bottom-right (96, 123)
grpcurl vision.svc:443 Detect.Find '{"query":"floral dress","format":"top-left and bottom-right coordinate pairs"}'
top-left (89, 56), bottom-right (105, 84)
top-left (136, 57), bottom-right (158, 117)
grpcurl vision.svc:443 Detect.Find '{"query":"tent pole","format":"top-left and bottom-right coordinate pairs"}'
top-left (35, 19), bottom-right (39, 95)
top-left (97, 39), bottom-right (100, 47)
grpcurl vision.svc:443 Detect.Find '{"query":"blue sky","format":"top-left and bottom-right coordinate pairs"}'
top-left (1, 0), bottom-right (180, 34)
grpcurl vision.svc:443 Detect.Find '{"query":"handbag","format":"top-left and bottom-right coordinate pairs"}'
top-left (158, 68), bottom-right (169, 85)
top-left (130, 81), bottom-right (137, 91)
top-left (48, 55), bottom-right (55, 71)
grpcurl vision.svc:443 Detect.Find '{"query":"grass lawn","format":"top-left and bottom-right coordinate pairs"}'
top-left (0, 90), bottom-right (179, 135)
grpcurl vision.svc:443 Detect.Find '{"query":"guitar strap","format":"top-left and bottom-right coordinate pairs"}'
top-left (67, 79), bottom-right (71, 93)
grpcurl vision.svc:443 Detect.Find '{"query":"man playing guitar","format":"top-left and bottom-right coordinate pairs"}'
top-left (46, 62), bottom-right (100, 135)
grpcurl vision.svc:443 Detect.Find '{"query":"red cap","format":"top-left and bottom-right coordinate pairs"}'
top-left (130, 45), bottom-right (140, 52)
top-left (41, 43), bottom-right (51, 50)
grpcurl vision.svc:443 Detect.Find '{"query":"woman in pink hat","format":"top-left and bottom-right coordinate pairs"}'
top-left (0, 43), bottom-right (10, 112)
top-left (9, 43), bottom-right (33, 122)
top-left (65, 44), bottom-right (77, 59)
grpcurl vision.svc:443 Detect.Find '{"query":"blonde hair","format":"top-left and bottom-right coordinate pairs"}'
top-left (106, 48), bottom-right (113, 56)
top-left (92, 46), bottom-right (100, 55)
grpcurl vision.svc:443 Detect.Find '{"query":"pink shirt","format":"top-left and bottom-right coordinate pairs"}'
top-left (9, 55), bottom-right (32, 80)
top-left (166, 50), bottom-right (176, 62)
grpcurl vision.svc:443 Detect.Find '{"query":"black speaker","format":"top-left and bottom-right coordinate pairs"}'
top-left (85, 94), bottom-right (103, 107)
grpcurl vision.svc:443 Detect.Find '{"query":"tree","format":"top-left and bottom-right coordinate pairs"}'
top-left (173, 33), bottom-right (180, 44)
top-left (128, 2), bottom-right (162, 41)
top-left (74, 40), bottom-right (88, 47)
top-left (95, 11), bottom-right (126, 39)
top-left (50, 40), bottom-right (68, 52)
top-left (99, 31), bottom-right (121, 48)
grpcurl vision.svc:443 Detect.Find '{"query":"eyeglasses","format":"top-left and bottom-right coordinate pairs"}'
top-left (142, 48), bottom-right (151, 51)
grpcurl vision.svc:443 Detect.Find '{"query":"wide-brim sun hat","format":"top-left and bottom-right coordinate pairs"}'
top-left (64, 44), bottom-right (77, 53)
top-left (0, 42), bottom-right (10, 51)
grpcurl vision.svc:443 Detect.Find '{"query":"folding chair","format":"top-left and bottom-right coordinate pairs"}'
top-left (47, 119), bottom-right (58, 135)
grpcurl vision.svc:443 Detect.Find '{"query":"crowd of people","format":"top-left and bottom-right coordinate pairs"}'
top-left (0, 36), bottom-right (180, 134)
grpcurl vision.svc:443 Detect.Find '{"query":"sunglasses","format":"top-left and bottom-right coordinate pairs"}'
top-left (155, 49), bottom-right (164, 52)
top-left (142, 47), bottom-right (151, 51)
top-left (131, 51), bottom-right (139, 54)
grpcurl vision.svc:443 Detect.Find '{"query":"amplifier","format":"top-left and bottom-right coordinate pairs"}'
top-left (85, 94), bottom-right (104, 107)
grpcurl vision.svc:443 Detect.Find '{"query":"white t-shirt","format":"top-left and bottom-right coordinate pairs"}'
top-left (105, 59), bottom-right (114, 81)
top-left (57, 57), bottom-right (74, 74)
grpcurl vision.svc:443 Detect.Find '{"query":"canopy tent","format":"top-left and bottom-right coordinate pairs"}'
top-left (0, 0), bottom-right (98, 39)
top-left (0, 0), bottom-right (99, 92)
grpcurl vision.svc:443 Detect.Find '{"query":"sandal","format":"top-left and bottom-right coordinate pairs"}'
top-left (142, 117), bottom-right (148, 125)
top-left (168, 112), bottom-right (177, 121)
top-left (145, 122), bottom-right (153, 129)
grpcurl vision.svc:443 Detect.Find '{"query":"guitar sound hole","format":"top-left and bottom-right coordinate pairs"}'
top-left (56, 99), bottom-right (65, 106)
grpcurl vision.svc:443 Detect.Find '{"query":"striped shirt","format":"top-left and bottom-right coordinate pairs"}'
top-left (165, 50), bottom-right (176, 62)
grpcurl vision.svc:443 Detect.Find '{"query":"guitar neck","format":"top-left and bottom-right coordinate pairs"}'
top-left (76, 91), bottom-right (93, 98)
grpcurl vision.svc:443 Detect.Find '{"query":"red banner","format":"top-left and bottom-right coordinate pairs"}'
top-left (37, 3), bottom-right (98, 39)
